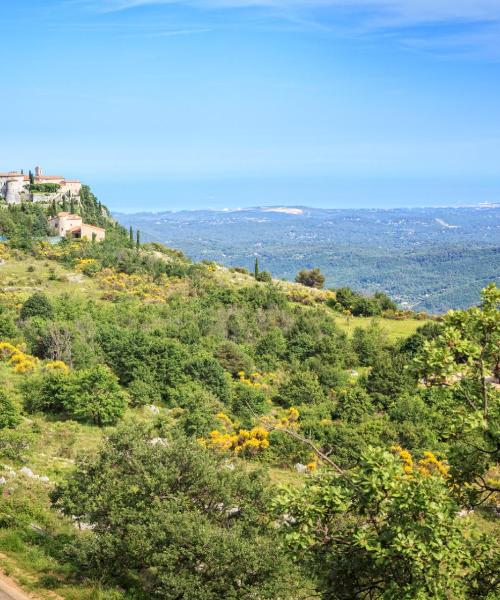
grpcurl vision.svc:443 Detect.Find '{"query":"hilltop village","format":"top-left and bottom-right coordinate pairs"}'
top-left (0, 166), bottom-right (104, 241)
top-left (0, 166), bottom-right (81, 205)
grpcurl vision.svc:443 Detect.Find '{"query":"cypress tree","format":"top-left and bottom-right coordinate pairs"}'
top-left (136, 229), bottom-right (140, 249)
top-left (254, 257), bottom-right (259, 279)
top-left (70, 197), bottom-right (75, 214)
top-left (129, 225), bottom-right (134, 245)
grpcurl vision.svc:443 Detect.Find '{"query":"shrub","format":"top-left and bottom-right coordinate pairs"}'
top-left (231, 380), bottom-right (267, 425)
top-left (215, 341), bottom-right (254, 377)
top-left (186, 353), bottom-right (231, 403)
top-left (276, 370), bottom-right (325, 407)
top-left (295, 267), bottom-right (325, 289)
top-left (0, 390), bottom-right (21, 429)
top-left (69, 365), bottom-right (128, 426)
top-left (20, 292), bottom-right (54, 321)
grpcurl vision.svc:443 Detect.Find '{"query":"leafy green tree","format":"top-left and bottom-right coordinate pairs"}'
top-left (0, 390), bottom-right (21, 430)
top-left (69, 365), bottom-right (127, 426)
top-left (127, 374), bottom-right (162, 407)
top-left (169, 382), bottom-right (222, 437)
top-left (20, 292), bottom-right (54, 321)
top-left (231, 381), bottom-right (267, 425)
top-left (366, 350), bottom-right (416, 408)
top-left (21, 370), bottom-right (71, 414)
top-left (256, 270), bottom-right (272, 283)
top-left (333, 383), bottom-right (373, 423)
top-left (186, 353), bottom-right (231, 403)
top-left (352, 321), bottom-right (388, 366)
top-left (295, 267), bottom-right (325, 289)
top-left (276, 370), bottom-right (325, 407)
top-left (51, 425), bottom-right (300, 600)
top-left (273, 446), bottom-right (499, 600)
top-left (255, 328), bottom-right (287, 370)
top-left (0, 313), bottom-right (17, 338)
top-left (215, 341), bottom-right (254, 377)
top-left (415, 283), bottom-right (500, 502)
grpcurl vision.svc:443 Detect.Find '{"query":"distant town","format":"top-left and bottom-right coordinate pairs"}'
top-left (0, 166), bottom-right (81, 205)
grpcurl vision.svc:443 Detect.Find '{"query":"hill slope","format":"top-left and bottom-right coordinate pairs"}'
top-left (0, 199), bottom-right (498, 600)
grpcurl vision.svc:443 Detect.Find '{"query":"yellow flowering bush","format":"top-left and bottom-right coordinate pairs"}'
top-left (392, 445), bottom-right (449, 478)
top-left (237, 370), bottom-right (264, 387)
top-left (200, 413), bottom-right (270, 456)
top-left (44, 360), bottom-right (70, 373)
top-left (0, 342), bottom-right (71, 374)
top-left (0, 341), bottom-right (39, 373)
top-left (0, 243), bottom-right (10, 261)
top-left (96, 268), bottom-right (173, 303)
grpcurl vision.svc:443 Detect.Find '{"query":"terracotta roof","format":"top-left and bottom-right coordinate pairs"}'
top-left (35, 175), bottom-right (64, 181)
top-left (0, 172), bottom-right (24, 177)
top-left (68, 226), bottom-right (82, 232)
top-left (53, 212), bottom-right (81, 219)
top-left (82, 224), bottom-right (105, 232)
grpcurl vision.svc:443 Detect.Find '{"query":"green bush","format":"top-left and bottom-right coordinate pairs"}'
top-left (0, 390), bottom-right (21, 429)
top-left (20, 292), bottom-right (54, 321)
top-left (276, 370), bottom-right (325, 407)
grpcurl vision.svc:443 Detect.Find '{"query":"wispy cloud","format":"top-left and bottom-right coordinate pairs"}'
top-left (77, 0), bottom-right (500, 23)
top-left (69, 0), bottom-right (500, 56)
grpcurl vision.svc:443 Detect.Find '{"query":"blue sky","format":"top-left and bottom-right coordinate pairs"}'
top-left (2, 1), bottom-right (500, 211)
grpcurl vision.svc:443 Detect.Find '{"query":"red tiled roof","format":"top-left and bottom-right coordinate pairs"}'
top-left (82, 224), bottom-right (105, 232)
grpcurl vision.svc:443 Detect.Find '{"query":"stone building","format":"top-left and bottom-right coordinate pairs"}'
top-left (48, 212), bottom-right (105, 242)
top-left (0, 166), bottom-right (82, 204)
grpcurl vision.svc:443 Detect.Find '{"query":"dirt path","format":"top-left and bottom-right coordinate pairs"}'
top-left (0, 572), bottom-right (33, 600)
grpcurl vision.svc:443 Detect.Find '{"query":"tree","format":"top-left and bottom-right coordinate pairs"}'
top-left (69, 365), bottom-right (127, 426)
top-left (51, 425), bottom-right (300, 600)
top-left (276, 370), bottom-right (325, 407)
top-left (415, 283), bottom-right (500, 503)
top-left (295, 268), bottom-right (325, 289)
top-left (215, 340), bottom-right (254, 377)
top-left (29, 170), bottom-right (34, 185)
top-left (333, 383), bottom-right (373, 423)
top-left (231, 380), bottom-right (267, 425)
top-left (136, 229), bottom-right (141, 248)
top-left (0, 390), bottom-right (21, 429)
top-left (20, 292), bottom-right (54, 321)
top-left (273, 446), bottom-right (499, 600)
top-left (256, 270), bottom-right (272, 283)
top-left (22, 370), bottom-right (71, 414)
top-left (186, 353), bottom-right (231, 403)
top-left (254, 257), bottom-right (259, 279)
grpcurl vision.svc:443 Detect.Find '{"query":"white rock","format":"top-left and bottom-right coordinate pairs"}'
top-left (20, 466), bottom-right (35, 478)
top-left (149, 437), bottom-right (168, 446)
top-left (295, 463), bottom-right (307, 474)
top-left (0, 477), bottom-right (6, 485)
top-left (146, 404), bottom-right (160, 414)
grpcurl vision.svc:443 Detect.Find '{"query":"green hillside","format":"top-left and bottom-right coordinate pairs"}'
top-left (0, 199), bottom-right (498, 599)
